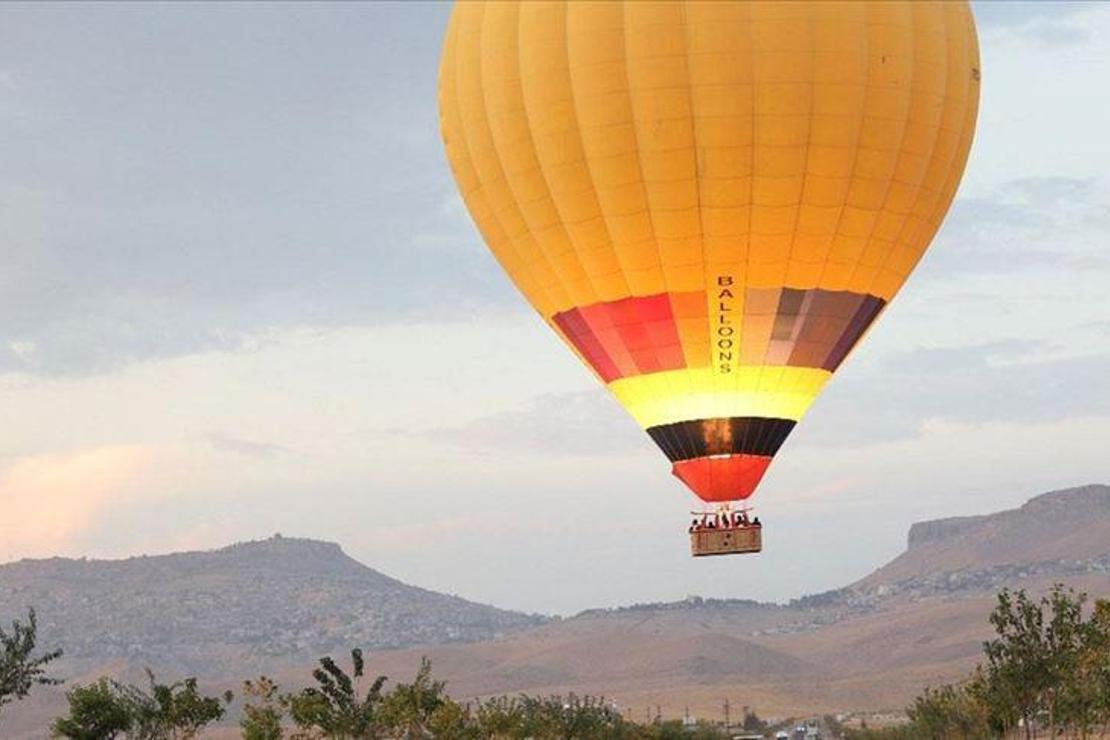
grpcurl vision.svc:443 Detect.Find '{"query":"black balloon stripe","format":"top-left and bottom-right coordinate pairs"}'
top-left (646, 417), bottom-right (797, 463)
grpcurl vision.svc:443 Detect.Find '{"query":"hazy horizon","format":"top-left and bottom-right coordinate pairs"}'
top-left (2, 1), bottom-right (1109, 616)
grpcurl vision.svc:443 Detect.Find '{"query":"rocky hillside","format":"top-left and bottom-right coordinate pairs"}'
top-left (840, 484), bottom-right (1110, 603)
top-left (0, 535), bottom-right (544, 675)
top-left (784, 485), bottom-right (1110, 617)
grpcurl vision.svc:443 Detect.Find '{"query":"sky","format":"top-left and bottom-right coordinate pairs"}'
top-left (1, 1), bottom-right (1108, 616)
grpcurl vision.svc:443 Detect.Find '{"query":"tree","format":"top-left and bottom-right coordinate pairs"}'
top-left (983, 587), bottom-right (1053, 739)
top-left (1062, 599), bottom-right (1110, 740)
top-left (116, 670), bottom-right (230, 740)
top-left (381, 657), bottom-right (454, 739)
top-left (469, 693), bottom-right (640, 740)
top-left (905, 680), bottom-right (993, 739)
top-left (241, 676), bottom-right (285, 740)
top-left (847, 585), bottom-right (1110, 740)
top-left (0, 608), bottom-right (63, 714)
top-left (284, 648), bottom-right (388, 739)
top-left (472, 696), bottom-right (523, 739)
top-left (1093, 600), bottom-right (1110, 738)
top-left (50, 672), bottom-right (228, 740)
top-left (425, 699), bottom-right (477, 740)
top-left (51, 679), bottom-right (133, 740)
top-left (981, 585), bottom-right (1097, 739)
top-left (518, 694), bottom-right (628, 740)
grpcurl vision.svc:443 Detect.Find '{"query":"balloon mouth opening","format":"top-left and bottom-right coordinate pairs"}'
top-left (672, 455), bottom-right (772, 503)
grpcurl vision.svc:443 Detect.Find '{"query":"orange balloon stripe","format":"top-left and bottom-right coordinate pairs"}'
top-left (672, 455), bottom-right (772, 503)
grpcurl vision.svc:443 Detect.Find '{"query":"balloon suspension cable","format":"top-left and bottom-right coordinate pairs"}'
top-left (689, 503), bottom-right (755, 516)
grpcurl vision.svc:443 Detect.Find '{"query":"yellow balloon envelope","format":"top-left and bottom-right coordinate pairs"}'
top-left (438, 0), bottom-right (980, 503)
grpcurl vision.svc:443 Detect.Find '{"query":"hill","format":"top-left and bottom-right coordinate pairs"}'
top-left (860, 483), bottom-right (1110, 588)
top-left (0, 534), bottom-right (545, 677)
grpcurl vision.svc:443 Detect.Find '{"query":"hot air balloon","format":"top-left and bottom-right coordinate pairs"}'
top-left (438, 0), bottom-right (979, 556)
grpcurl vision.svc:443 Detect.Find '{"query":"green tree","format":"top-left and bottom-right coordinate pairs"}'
top-left (905, 680), bottom-right (993, 739)
top-left (425, 699), bottom-right (477, 740)
top-left (0, 608), bottom-right (63, 714)
top-left (241, 676), bottom-right (285, 740)
top-left (470, 693), bottom-right (640, 740)
top-left (284, 649), bottom-right (387, 739)
top-left (846, 586), bottom-right (1110, 740)
top-left (521, 694), bottom-right (629, 740)
top-left (118, 670), bottom-right (230, 740)
top-left (51, 679), bottom-right (132, 740)
top-left (381, 657), bottom-right (454, 739)
top-left (982, 585), bottom-right (1094, 739)
top-left (983, 587), bottom-right (1053, 739)
top-left (1062, 598), bottom-right (1110, 739)
top-left (1093, 600), bottom-right (1110, 737)
top-left (472, 696), bottom-right (523, 739)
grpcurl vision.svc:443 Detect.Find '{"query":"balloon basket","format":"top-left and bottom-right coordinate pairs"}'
top-left (689, 525), bottom-right (762, 557)
top-left (688, 505), bottom-right (762, 556)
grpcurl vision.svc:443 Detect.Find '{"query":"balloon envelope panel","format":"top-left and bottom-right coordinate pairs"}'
top-left (439, 0), bottom-right (979, 503)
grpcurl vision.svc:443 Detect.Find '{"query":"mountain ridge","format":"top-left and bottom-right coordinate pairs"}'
top-left (0, 533), bottom-right (547, 676)
top-left (2, 484), bottom-right (1109, 738)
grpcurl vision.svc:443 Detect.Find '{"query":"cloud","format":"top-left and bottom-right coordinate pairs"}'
top-left (204, 433), bottom-right (293, 459)
top-left (923, 177), bottom-right (1110, 281)
top-left (973, 1), bottom-right (1093, 46)
top-left (405, 391), bottom-right (644, 458)
top-left (0, 446), bottom-right (155, 558)
top-left (0, 3), bottom-right (516, 378)
top-left (793, 343), bottom-right (1110, 449)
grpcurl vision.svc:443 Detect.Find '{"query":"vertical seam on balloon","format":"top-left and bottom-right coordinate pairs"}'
top-left (443, 5), bottom-right (559, 322)
top-left (734, 1), bottom-right (756, 453)
top-left (501, 3), bottom-right (610, 319)
top-left (476, 3), bottom-right (596, 317)
top-left (812, 3), bottom-right (873, 297)
top-left (804, 4), bottom-right (885, 382)
top-left (863, 2), bottom-right (952, 304)
top-left (779, 7), bottom-right (817, 293)
top-left (543, 1), bottom-right (631, 308)
top-left (680, 1), bottom-right (708, 321)
top-left (676, 1), bottom-right (707, 465)
top-left (844, 3), bottom-right (919, 297)
top-left (761, 6), bottom-right (818, 407)
top-left (934, 8), bottom-right (980, 227)
top-left (885, 4), bottom-right (978, 322)
top-left (452, 3), bottom-right (563, 321)
top-left (618, 3), bottom-right (695, 465)
top-left (519, 0), bottom-right (634, 315)
top-left (910, 5), bottom-right (980, 276)
top-left (895, 4), bottom-right (967, 274)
